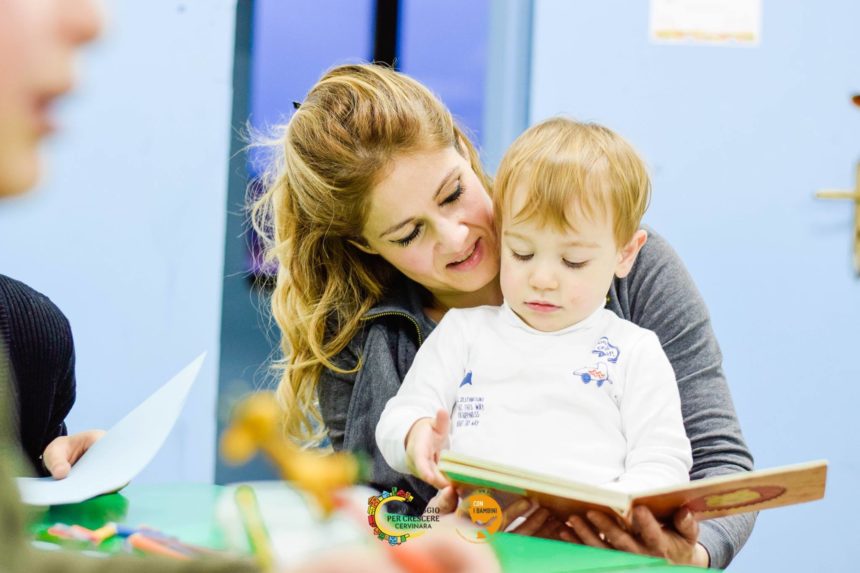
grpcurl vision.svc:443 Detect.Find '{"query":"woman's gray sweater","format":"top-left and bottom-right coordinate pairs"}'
top-left (318, 228), bottom-right (754, 569)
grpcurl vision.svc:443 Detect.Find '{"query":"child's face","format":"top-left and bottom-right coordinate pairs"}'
top-left (500, 188), bottom-right (634, 332)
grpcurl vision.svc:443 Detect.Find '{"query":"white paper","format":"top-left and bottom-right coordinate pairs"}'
top-left (16, 353), bottom-right (205, 505)
top-left (650, 0), bottom-right (762, 46)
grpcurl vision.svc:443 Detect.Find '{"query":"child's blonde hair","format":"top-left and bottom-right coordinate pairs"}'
top-left (493, 117), bottom-right (650, 246)
top-left (251, 64), bottom-right (491, 446)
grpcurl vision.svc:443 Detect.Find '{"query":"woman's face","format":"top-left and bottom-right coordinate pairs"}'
top-left (0, 0), bottom-right (101, 197)
top-left (360, 146), bottom-right (500, 307)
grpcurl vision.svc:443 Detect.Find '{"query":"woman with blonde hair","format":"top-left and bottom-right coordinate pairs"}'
top-left (0, 4), bottom-right (496, 572)
top-left (254, 63), bottom-right (754, 568)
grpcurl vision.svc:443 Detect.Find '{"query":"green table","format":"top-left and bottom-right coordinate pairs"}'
top-left (30, 484), bottom-right (715, 572)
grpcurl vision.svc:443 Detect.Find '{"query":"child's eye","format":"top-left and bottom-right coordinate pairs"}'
top-left (395, 224), bottom-right (422, 246)
top-left (511, 250), bottom-right (533, 261)
top-left (440, 182), bottom-right (463, 206)
top-left (563, 259), bottom-right (588, 269)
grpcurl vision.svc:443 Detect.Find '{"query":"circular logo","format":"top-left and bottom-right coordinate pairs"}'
top-left (367, 488), bottom-right (440, 545)
top-left (456, 490), bottom-right (504, 543)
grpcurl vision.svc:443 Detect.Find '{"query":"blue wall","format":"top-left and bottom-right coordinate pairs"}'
top-left (0, 1), bottom-right (238, 484)
top-left (247, 0), bottom-right (374, 176)
top-left (530, 1), bottom-right (859, 571)
top-left (398, 0), bottom-right (490, 145)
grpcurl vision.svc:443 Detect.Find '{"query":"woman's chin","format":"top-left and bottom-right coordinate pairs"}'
top-left (0, 151), bottom-right (40, 198)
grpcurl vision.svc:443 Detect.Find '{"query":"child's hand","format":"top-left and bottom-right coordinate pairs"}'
top-left (404, 409), bottom-right (451, 489)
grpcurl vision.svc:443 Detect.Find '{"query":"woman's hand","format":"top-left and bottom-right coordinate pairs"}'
top-left (430, 489), bottom-right (571, 541)
top-left (563, 506), bottom-right (709, 567)
top-left (41, 429), bottom-right (105, 479)
top-left (503, 498), bottom-right (570, 540)
top-left (426, 485), bottom-right (459, 514)
top-left (404, 410), bottom-right (451, 489)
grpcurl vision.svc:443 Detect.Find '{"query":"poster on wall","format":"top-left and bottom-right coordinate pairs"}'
top-left (649, 0), bottom-right (762, 46)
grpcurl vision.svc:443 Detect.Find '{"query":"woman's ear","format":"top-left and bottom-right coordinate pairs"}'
top-left (348, 238), bottom-right (379, 255)
top-left (614, 229), bottom-right (648, 279)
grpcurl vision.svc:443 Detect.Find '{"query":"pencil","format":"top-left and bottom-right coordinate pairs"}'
top-left (234, 485), bottom-right (275, 571)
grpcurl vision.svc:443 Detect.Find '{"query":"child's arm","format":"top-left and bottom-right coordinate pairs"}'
top-left (375, 312), bottom-right (468, 486)
top-left (610, 331), bottom-right (693, 492)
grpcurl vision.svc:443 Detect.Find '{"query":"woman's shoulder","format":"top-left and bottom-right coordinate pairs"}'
top-left (598, 308), bottom-right (660, 347)
top-left (0, 274), bottom-right (75, 395)
top-left (624, 227), bottom-right (699, 296)
top-left (635, 227), bottom-right (681, 267)
top-left (0, 274), bottom-right (72, 338)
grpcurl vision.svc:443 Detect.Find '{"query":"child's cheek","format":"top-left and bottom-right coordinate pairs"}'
top-left (498, 259), bottom-right (518, 300)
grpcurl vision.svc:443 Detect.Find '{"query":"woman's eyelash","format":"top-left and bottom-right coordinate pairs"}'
top-left (395, 224), bottom-right (422, 246)
top-left (394, 182), bottom-right (463, 247)
top-left (441, 182), bottom-right (463, 205)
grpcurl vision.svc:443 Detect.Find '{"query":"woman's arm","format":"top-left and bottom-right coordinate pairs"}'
top-left (607, 228), bottom-right (755, 568)
top-left (317, 320), bottom-right (439, 509)
top-left (0, 274), bottom-right (77, 475)
top-left (317, 335), bottom-right (364, 452)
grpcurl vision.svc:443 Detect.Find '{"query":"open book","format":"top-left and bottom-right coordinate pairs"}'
top-left (439, 450), bottom-right (827, 522)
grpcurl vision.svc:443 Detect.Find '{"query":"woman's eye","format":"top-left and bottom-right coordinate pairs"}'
top-left (511, 250), bottom-right (533, 261)
top-left (440, 182), bottom-right (463, 205)
top-left (563, 259), bottom-right (588, 269)
top-left (395, 225), bottom-right (422, 246)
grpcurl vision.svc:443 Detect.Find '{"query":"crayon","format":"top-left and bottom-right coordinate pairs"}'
top-left (128, 533), bottom-right (190, 560)
top-left (115, 524), bottom-right (139, 537)
top-left (90, 523), bottom-right (118, 544)
top-left (69, 525), bottom-right (98, 543)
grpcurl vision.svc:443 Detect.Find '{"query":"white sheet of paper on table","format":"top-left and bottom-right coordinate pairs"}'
top-left (15, 353), bottom-right (205, 506)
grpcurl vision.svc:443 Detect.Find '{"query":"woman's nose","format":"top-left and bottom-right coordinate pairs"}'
top-left (437, 217), bottom-right (470, 255)
top-left (61, 0), bottom-right (104, 45)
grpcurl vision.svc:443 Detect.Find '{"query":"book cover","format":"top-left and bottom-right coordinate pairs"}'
top-left (439, 451), bottom-right (827, 523)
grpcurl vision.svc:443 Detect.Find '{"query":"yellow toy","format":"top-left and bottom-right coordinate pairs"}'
top-left (220, 391), bottom-right (369, 516)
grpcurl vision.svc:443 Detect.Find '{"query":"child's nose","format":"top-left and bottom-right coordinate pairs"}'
top-left (529, 266), bottom-right (558, 291)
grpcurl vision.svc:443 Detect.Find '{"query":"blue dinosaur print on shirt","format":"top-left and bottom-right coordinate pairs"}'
top-left (459, 371), bottom-right (473, 387)
top-left (591, 337), bottom-right (620, 363)
top-left (573, 362), bottom-right (612, 387)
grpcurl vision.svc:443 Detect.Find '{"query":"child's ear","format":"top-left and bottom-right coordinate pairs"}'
top-left (348, 238), bottom-right (379, 255)
top-left (614, 229), bottom-right (648, 278)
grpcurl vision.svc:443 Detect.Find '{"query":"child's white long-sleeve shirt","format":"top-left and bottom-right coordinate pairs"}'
top-left (376, 303), bottom-right (692, 493)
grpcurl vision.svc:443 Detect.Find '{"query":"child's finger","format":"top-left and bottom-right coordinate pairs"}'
top-left (432, 409), bottom-right (450, 435)
top-left (414, 446), bottom-right (437, 484)
top-left (431, 468), bottom-right (451, 489)
top-left (416, 449), bottom-right (448, 487)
